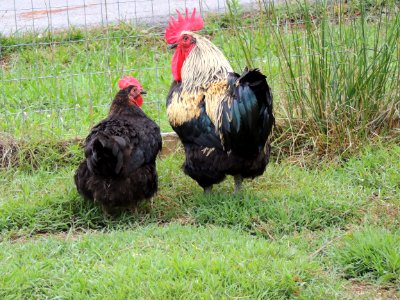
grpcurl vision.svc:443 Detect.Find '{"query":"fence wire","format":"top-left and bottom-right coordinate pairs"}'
top-left (0, 0), bottom-right (398, 141)
top-left (0, 0), bottom-right (262, 140)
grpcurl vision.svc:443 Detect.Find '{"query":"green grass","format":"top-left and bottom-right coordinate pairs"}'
top-left (229, 0), bottom-right (400, 154)
top-left (2, 144), bottom-right (398, 239)
top-left (0, 224), bottom-right (341, 299)
top-left (1, 0), bottom-right (398, 155)
top-left (1, 144), bottom-right (399, 298)
top-left (331, 227), bottom-right (400, 284)
top-left (1, 1), bottom-right (400, 298)
top-left (0, 24), bottom-right (173, 139)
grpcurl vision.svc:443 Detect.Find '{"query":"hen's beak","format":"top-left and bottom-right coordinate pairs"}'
top-left (168, 43), bottom-right (178, 50)
top-left (140, 90), bottom-right (147, 95)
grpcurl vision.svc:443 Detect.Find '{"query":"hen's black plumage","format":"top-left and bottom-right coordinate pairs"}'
top-left (74, 86), bottom-right (162, 212)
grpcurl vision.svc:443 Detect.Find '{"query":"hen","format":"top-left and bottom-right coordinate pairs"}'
top-left (74, 76), bottom-right (162, 212)
top-left (165, 9), bottom-right (274, 193)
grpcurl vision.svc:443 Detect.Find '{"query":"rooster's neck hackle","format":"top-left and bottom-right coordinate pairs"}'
top-left (181, 32), bottom-right (233, 92)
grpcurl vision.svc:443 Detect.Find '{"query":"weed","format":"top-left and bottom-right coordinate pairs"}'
top-left (331, 227), bottom-right (400, 285)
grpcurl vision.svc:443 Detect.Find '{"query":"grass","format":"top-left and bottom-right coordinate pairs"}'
top-left (1, 1), bottom-right (400, 298)
top-left (229, 0), bottom-right (400, 154)
top-left (3, 144), bottom-right (399, 239)
top-left (0, 224), bottom-right (340, 299)
top-left (331, 227), bottom-right (400, 284)
top-left (0, 24), bottom-right (172, 139)
top-left (1, 0), bottom-right (398, 156)
top-left (0, 143), bottom-right (399, 298)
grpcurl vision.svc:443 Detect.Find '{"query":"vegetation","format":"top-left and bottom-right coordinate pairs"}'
top-left (0, 24), bottom-right (172, 139)
top-left (1, 0), bottom-right (399, 298)
top-left (1, 143), bottom-right (399, 298)
top-left (1, 0), bottom-right (398, 155)
top-left (228, 0), bottom-right (400, 155)
top-left (331, 227), bottom-right (400, 285)
top-left (1, 225), bottom-right (338, 299)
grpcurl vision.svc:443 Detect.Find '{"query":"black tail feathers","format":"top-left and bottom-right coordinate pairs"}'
top-left (222, 68), bottom-right (274, 157)
top-left (86, 133), bottom-right (127, 176)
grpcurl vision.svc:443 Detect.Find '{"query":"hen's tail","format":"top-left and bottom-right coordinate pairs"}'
top-left (85, 133), bottom-right (127, 177)
top-left (220, 68), bottom-right (274, 156)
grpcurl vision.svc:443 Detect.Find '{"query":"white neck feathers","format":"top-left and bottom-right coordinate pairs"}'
top-left (181, 32), bottom-right (233, 91)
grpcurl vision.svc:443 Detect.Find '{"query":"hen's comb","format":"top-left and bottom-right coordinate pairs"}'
top-left (118, 75), bottom-right (143, 90)
top-left (165, 8), bottom-right (204, 44)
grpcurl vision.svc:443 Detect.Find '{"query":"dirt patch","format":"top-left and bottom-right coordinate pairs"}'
top-left (0, 52), bottom-right (14, 70)
top-left (369, 199), bottom-right (400, 229)
top-left (0, 133), bottom-right (181, 169)
top-left (160, 132), bottom-right (181, 157)
top-left (0, 134), bottom-right (19, 169)
top-left (348, 280), bottom-right (400, 300)
top-left (6, 229), bottom-right (100, 244)
top-left (0, 56), bottom-right (8, 68)
top-left (0, 135), bottom-right (83, 169)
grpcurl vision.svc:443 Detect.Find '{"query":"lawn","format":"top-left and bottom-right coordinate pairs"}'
top-left (1, 0), bottom-right (400, 298)
top-left (1, 144), bottom-right (399, 298)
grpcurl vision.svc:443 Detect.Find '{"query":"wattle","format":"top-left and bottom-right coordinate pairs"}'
top-left (129, 95), bottom-right (143, 107)
top-left (171, 44), bottom-right (195, 82)
top-left (172, 48), bottom-right (184, 81)
top-left (135, 96), bottom-right (143, 107)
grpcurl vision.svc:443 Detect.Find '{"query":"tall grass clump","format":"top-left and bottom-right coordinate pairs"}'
top-left (226, 0), bottom-right (256, 68)
top-left (331, 227), bottom-right (400, 285)
top-left (229, 0), bottom-right (400, 155)
top-left (267, 0), bottom-right (399, 153)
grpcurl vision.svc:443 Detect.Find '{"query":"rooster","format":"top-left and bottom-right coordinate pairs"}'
top-left (74, 76), bottom-right (162, 212)
top-left (165, 8), bottom-right (274, 193)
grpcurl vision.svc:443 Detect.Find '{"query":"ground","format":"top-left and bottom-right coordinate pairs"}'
top-left (0, 144), bottom-right (399, 299)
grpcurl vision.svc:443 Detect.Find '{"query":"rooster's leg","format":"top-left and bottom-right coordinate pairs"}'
top-left (203, 186), bottom-right (213, 194)
top-left (100, 203), bottom-right (112, 217)
top-left (234, 175), bottom-right (243, 194)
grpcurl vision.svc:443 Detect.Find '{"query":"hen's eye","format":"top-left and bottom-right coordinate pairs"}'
top-left (183, 36), bottom-right (188, 41)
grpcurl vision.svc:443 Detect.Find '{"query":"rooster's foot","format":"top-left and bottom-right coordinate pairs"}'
top-left (234, 175), bottom-right (243, 194)
top-left (203, 186), bottom-right (213, 194)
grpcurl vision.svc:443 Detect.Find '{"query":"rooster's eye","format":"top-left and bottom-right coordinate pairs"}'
top-left (183, 36), bottom-right (188, 41)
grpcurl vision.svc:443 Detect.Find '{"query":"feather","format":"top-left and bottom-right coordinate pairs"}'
top-left (74, 82), bottom-right (162, 213)
top-left (115, 151), bottom-right (124, 174)
top-left (164, 27), bottom-right (275, 190)
top-left (237, 98), bottom-right (247, 125)
top-left (231, 98), bottom-right (241, 133)
top-left (247, 86), bottom-right (259, 130)
top-left (113, 135), bottom-right (127, 148)
top-left (112, 142), bottom-right (119, 156)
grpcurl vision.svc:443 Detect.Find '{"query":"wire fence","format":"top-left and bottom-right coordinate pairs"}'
top-left (0, 0), bottom-right (264, 141)
top-left (0, 0), bottom-right (398, 141)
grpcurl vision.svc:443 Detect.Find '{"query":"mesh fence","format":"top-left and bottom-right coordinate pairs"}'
top-left (0, 0), bottom-right (398, 141)
top-left (0, 0), bottom-right (261, 141)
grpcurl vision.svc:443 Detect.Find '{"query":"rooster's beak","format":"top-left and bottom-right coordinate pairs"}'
top-left (140, 90), bottom-right (147, 95)
top-left (168, 43), bottom-right (178, 50)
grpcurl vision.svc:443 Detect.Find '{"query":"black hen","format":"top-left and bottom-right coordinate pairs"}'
top-left (74, 76), bottom-right (162, 212)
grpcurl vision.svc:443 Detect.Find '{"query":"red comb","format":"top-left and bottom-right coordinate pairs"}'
top-left (165, 8), bottom-right (204, 44)
top-left (118, 75), bottom-right (142, 90)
